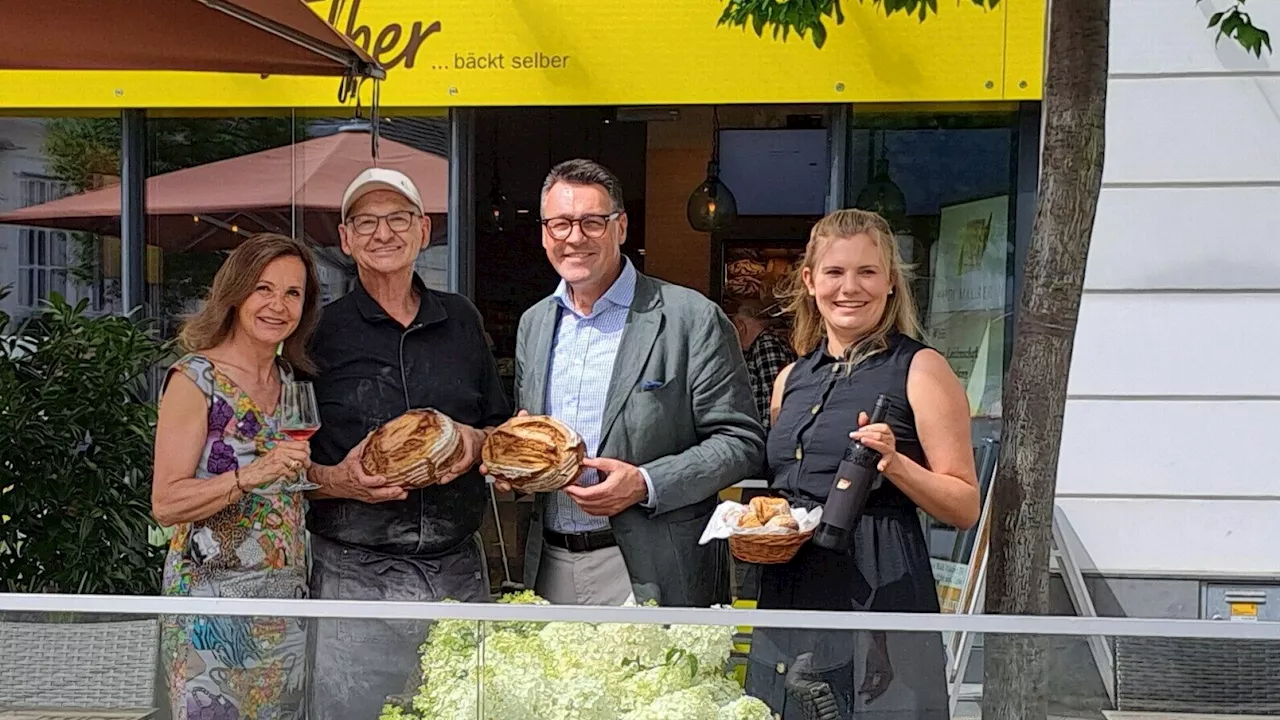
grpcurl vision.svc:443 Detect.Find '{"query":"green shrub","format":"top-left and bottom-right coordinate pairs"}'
top-left (0, 292), bottom-right (173, 594)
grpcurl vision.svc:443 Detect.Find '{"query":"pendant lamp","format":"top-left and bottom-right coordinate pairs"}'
top-left (855, 130), bottom-right (907, 227)
top-left (484, 123), bottom-right (515, 233)
top-left (687, 107), bottom-right (738, 232)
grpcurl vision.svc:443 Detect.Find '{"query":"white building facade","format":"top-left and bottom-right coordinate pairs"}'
top-left (1057, 0), bottom-right (1280, 619)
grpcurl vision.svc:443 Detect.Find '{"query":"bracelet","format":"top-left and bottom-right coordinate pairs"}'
top-left (234, 468), bottom-right (246, 492)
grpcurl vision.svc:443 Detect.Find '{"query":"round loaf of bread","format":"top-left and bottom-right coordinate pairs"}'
top-left (481, 415), bottom-right (586, 493)
top-left (361, 408), bottom-right (465, 489)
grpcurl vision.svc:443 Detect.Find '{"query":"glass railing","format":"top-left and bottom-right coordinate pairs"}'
top-left (1, 593), bottom-right (1277, 719)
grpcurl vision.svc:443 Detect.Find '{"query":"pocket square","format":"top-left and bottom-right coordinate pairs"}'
top-left (641, 379), bottom-right (665, 391)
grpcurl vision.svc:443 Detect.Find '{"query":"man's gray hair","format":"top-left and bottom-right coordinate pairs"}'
top-left (540, 158), bottom-right (626, 215)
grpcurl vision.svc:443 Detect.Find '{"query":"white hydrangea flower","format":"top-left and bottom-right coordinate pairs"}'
top-left (623, 686), bottom-right (721, 720)
top-left (689, 674), bottom-right (747, 706)
top-left (539, 675), bottom-right (617, 720)
top-left (618, 663), bottom-right (697, 713)
top-left (667, 622), bottom-right (736, 675)
top-left (400, 591), bottom-right (770, 720)
top-left (717, 695), bottom-right (776, 720)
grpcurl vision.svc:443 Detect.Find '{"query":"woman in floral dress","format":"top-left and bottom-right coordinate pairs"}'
top-left (151, 233), bottom-right (323, 720)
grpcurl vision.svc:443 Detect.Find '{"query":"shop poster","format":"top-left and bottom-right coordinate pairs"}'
top-left (926, 195), bottom-right (1009, 418)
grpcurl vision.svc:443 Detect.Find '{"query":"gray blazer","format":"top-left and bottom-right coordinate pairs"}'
top-left (514, 271), bottom-right (767, 607)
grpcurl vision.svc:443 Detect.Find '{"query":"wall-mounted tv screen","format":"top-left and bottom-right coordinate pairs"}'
top-left (718, 128), bottom-right (829, 216)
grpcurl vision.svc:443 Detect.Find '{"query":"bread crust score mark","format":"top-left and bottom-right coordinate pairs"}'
top-left (361, 408), bottom-right (464, 489)
top-left (481, 415), bottom-right (586, 493)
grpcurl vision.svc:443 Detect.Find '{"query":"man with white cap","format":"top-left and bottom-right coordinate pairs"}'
top-left (304, 168), bottom-right (511, 720)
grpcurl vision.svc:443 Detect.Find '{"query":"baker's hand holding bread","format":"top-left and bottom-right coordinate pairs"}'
top-left (355, 408), bottom-right (491, 490)
top-left (311, 433), bottom-right (407, 504)
top-left (439, 422), bottom-right (488, 484)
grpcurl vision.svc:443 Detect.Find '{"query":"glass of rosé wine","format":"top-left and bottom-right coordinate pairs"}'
top-left (276, 379), bottom-right (321, 492)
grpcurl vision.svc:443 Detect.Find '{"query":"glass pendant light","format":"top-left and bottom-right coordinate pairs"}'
top-left (483, 122), bottom-right (515, 233)
top-left (855, 130), bottom-right (907, 227)
top-left (486, 182), bottom-right (515, 234)
top-left (687, 107), bottom-right (738, 233)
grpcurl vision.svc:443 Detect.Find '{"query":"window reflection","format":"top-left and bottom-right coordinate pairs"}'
top-left (845, 110), bottom-right (1020, 590)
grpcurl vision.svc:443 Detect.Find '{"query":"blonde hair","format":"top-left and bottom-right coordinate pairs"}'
top-left (778, 208), bottom-right (921, 367)
top-left (178, 233), bottom-right (322, 375)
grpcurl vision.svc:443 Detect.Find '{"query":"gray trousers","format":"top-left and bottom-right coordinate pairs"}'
top-left (307, 533), bottom-right (490, 720)
top-left (534, 543), bottom-right (632, 606)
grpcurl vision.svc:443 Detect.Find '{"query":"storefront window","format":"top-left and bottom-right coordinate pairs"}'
top-left (0, 112), bottom-right (455, 335)
top-left (844, 108), bottom-right (1021, 582)
top-left (846, 109), bottom-right (1019, 420)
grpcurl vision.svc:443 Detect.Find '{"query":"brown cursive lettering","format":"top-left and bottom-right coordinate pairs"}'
top-left (316, 0), bottom-right (442, 70)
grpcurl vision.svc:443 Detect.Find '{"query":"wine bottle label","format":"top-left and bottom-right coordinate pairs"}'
top-left (836, 478), bottom-right (851, 490)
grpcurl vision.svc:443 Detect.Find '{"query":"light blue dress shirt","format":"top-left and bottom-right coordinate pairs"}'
top-left (542, 257), bottom-right (656, 534)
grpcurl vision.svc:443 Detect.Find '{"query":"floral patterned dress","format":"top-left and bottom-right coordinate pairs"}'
top-left (159, 353), bottom-right (309, 720)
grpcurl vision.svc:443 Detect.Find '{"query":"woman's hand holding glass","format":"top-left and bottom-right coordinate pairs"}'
top-left (277, 380), bottom-right (322, 492)
top-left (237, 441), bottom-right (312, 495)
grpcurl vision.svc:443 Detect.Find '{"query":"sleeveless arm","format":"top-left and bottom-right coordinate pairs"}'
top-left (151, 365), bottom-right (242, 526)
top-left (872, 348), bottom-right (980, 528)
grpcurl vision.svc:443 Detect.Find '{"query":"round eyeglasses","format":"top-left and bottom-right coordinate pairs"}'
top-left (347, 210), bottom-right (419, 236)
top-left (540, 211), bottom-right (621, 241)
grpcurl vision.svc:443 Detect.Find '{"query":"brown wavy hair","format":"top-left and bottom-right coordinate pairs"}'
top-left (777, 208), bottom-right (921, 367)
top-left (178, 233), bottom-right (322, 375)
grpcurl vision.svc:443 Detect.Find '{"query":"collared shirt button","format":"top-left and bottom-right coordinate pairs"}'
top-left (776, 662), bottom-right (787, 674)
top-left (811, 404), bottom-right (821, 415)
top-left (794, 446), bottom-right (803, 460)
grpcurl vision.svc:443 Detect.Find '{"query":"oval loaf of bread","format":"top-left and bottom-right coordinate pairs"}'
top-left (481, 415), bottom-right (586, 493)
top-left (361, 408), bottom-right (464, 489)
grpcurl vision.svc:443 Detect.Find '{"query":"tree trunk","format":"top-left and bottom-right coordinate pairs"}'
top-left (981, 1), bottom-right (1110, 719)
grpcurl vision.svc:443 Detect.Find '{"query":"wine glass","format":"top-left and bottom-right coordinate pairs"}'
top-left (277, 380), bottom-right (321, 493)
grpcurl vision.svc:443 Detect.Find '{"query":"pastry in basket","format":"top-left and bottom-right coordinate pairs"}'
top-left (749, 496), bottom-right (792, 524)
top-left (727, 494), bottom-right (809, 565)
top-left (361, 408), bottom-right (464, 488)
top-left (481, 415), bottom-right (586, 493)
top-left (766, 514), bottom-right (800, 531)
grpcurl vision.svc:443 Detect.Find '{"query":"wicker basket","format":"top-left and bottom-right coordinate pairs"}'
top-left (728, 530), bottom-right (812, 564)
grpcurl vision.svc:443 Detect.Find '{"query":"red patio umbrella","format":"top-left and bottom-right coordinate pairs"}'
top-left (0, 0), bottom-right (382, 79)
top-left (0, 131), bottom-right (447, 252)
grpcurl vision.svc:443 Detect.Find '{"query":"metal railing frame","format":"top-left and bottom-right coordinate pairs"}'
top-left (2, 593), bottom-right (1278, 641)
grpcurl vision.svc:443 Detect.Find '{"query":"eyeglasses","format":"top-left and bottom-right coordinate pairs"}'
top-left (347, 210), bottom-right (419, 236)
top-left (540, 212), bottom-right (621, 241)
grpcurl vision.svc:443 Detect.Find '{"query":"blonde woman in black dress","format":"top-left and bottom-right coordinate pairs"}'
top-left (744, 209), bottom-right (980, 719)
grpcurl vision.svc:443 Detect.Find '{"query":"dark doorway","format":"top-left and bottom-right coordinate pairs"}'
top-left (471, 106), bottom-right (648, 401)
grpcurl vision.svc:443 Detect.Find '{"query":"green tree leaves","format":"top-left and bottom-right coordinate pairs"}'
top-left (717, 0), bottom-right (847, 49)
top-left (717, 0), bottom-right (1000, 49)
top-left (1203, 0), bottom-right (1272, 57)
top-left (719, 0), bottom-right (1272, 58)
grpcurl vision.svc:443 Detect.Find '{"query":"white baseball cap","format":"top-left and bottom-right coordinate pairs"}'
top-left (340, 168), bottom-right (425, 221)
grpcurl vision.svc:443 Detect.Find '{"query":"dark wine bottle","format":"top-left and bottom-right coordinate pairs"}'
top-left (811, 393), bottom-right (892, 553)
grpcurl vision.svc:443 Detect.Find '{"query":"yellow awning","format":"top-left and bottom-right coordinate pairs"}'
top-left (0, 0), bottom-right (1044, 111)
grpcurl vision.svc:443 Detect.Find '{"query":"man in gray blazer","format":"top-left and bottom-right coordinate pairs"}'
top-left (498, 158), bottom-right (765, 608)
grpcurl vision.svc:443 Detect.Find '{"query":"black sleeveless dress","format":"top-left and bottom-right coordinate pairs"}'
top-left (743, 333), bottom-right (949, 720)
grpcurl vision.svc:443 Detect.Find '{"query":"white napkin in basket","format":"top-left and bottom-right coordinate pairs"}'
top-left (698, 500), bottom-right (823, 545)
